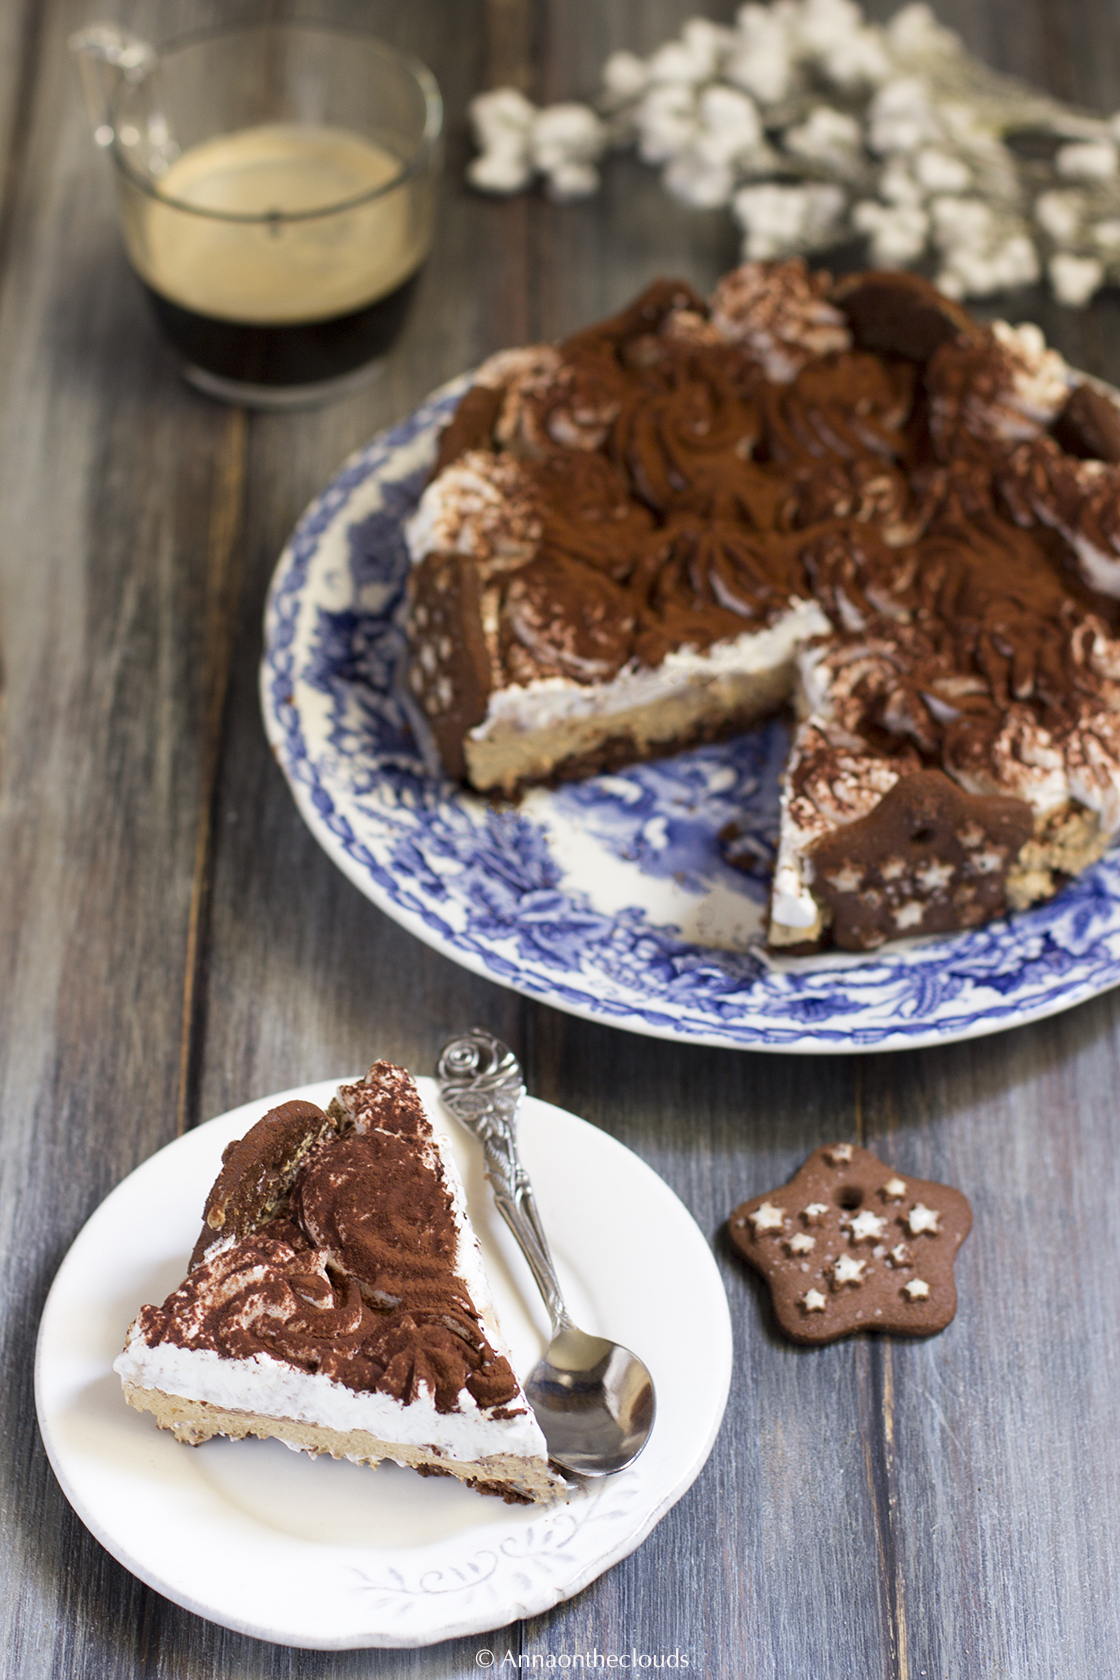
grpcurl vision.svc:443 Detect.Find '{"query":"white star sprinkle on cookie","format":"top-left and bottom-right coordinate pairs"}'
top-left (832, 1253), bottom-right (867, 1286)
top-left (849, 1210), bottom-right (887, 1242)
top-left (904, 1279), bottom-right (931, 1300)
top-left (882, 1176), bottom-right (907, 1199)
top-left (802, 1288), bottom-right (827, 1312)
top-left (787, 1232), bottom-right (815, 1255)
top-left (908, 1203), bottom-right (941, 1235)
top-left (749, 1201), bottom-right (786, 1234)
top-left (825, 1144), bottom-right (854, 1164)
top-left (802, 1202), bottom-right (828, 1223)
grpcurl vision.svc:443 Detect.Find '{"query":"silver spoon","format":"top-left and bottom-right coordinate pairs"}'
top-left (436, 1029), bottom-right (656, 1477)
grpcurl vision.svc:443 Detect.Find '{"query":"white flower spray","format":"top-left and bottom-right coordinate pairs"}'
top-left (467, 1), bottom-right (1120, 306)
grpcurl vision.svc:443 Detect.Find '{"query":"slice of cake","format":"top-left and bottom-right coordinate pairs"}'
top-left (114, 1063), bottom-right (565, 1504)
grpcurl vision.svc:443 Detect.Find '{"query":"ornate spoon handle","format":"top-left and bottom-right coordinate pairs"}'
top-left (436, 1029), bottom-right (570, 1333)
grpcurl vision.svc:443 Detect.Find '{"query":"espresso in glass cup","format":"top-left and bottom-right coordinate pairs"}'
top-left (73, 24), bottom-right (442, 406)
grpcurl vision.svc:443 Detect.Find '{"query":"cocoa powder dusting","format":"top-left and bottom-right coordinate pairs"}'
top-left (141, 1065), bottom-right (520, 1414)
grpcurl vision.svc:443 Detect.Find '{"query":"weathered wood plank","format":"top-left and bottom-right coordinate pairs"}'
top-left (0, 3), bottom-right (257, 1676)
top-left (5, 1), bottom-right (1120, 1676)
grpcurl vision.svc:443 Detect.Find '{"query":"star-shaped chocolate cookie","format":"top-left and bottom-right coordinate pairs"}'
top-left (729, 1143), bottom-right (971, 1344)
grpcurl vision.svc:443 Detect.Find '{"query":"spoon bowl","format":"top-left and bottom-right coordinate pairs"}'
top-left (437, 1029), bottom-right (656, 1478)
top-left (525, 1326), bottom-right (656, 1477)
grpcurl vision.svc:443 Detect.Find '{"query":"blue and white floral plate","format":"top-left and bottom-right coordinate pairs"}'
top-left (261, 378), bottom-right (1120, 1052)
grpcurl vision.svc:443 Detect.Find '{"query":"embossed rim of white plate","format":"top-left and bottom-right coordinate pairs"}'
top-left (259, 379), bottom-right (1120, 1052)
top-left (35, 1077), bottom-right (732, 1650)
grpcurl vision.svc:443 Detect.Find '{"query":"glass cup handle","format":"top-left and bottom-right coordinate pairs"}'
top-left (69, 23), bottom-right (157, 148)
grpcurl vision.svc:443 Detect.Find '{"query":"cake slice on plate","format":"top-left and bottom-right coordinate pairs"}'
top-left (114, 1062), bottom-right (565, 1504)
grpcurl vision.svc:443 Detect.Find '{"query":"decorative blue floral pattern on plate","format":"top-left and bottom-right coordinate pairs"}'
top-left (260, 377), bottom-right (1120, 1051)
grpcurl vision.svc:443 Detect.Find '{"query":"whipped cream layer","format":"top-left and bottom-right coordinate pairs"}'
top-left (114, 1333), bottom-right (548, 1464)
top-left (471, 599), bottom-right (830, 739)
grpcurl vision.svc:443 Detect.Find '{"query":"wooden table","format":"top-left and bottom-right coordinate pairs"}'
top-left (5, 1), bottom-right (1120, 1673)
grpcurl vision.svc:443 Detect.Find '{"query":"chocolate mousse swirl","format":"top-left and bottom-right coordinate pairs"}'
top-left (499, 553), bottom-right (635, 685)
top-left (927, 322), bottom-right (1070, 460)
top-left (709, 258), bottom-right (851, 381)
top-left (908, 522), bottom-right (1094, 718)
top-left (800, 524), bottom-right (918, 633)
top-left (497, 344), bottom-right (625, 457)
top-left (780, 457), bottom-right (919, 543)
top-left (999, 434), bottom-right (1120, 599)
top-left (526, 451), bottom-right (654, 580)
top-left (805, 513), bottom-right (1114, 762)
top-left (631, 517), bottom-right (805, 665)
top-left (293, 1129), bottom-right (516, 1409)
top-left (610, 359), bottom-right (763, 518)
top-left (561, 277), bottom-right (708, 361)
top-left (761, 352), bottom-right (915, 465)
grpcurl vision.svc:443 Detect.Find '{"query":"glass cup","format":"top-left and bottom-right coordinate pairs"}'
top-left (72, 22), bottom-right (443, 407)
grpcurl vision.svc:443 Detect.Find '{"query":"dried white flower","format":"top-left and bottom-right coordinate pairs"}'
top-left (820, 27), bottom-right (894, 91)
top-left (795, 0), bottom-right (865, 57)
top-left (931, 198), bottom-right (1040, 297)
top-left (470, 87), bottom-right (536, 147)
top-left (648, 19), bottom-right (734, 86)
top-left (914, 147), bottom-right (971, 193)
top-left (733, 181), bottom-right (847, 260)
top-left (664, 85), bottom-right (768, 207)
top-left (697, 84), bottom-right (765, 158)
top-left (467, 146), bottom-right (533, 196)
top-left (868, 77), bottom-right (940, 154)
top-left (469, 90), bottom-right (608, 199)
top-left (726, 4), bottom-right (797, 105)
top-left (545, 160), bottom-right (602, 203)
top-left (601, 51), bottom-right (650, 108)
top-left (853, 199), bottom-right (928, 265)
top-left (1050, 252), bottom-right (1105, 306)
top-left (636, 82), bottom-right (698, 165)
top-left (1035, 189), bottom-right (1086, 245)
top-left (783, 106), bottom-right (865, 173)
top-left (886, 2), bottom-right (961, 62)
top-left (878, 159), bottom-right (924, 205)
top-left (1056, 140), bottom-right (1118, 180)
top-left (531, 104), bottom-right (606, 171)
top-left (664, 153), bottom-right (735, 208)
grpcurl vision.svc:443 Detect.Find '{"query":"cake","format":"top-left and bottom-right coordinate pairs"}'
top-left (405, 260), bottom-right (1120, 952)
top-left (114, 1063), bottom-right (565, 1504)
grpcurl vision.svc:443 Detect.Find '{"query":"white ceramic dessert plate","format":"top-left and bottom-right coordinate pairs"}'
top-left (260, 379), bottom-right (1120, 1052)
top-left (35, 1077), bottom-right (732, 1650)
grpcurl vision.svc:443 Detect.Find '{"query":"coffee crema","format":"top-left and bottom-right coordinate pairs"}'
top-left (121, 123), bottom-right (431, 386)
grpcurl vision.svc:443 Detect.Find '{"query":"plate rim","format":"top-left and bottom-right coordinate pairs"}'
top-left (35, 1076), bottom-right (733, 1649)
